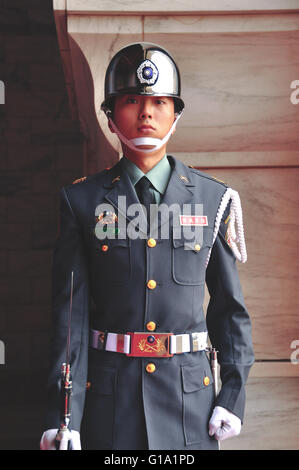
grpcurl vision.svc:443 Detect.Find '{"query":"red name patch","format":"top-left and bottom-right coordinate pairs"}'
top-left (179, 215), bottom-right (208, 226)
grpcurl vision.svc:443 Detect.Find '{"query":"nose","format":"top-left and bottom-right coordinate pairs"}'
top-left (139, 99), bottom-right (152, 120)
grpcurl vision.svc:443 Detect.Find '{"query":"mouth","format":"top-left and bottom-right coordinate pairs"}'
top-left (138, 125), bottom-right (156, 133)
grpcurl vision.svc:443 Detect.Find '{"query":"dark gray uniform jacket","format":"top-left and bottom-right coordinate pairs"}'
top-left (45, 155), bottom-right (254, 450)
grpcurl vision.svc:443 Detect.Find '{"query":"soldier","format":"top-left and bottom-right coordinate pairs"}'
top-left (40, 43), bottom-right (254, 450)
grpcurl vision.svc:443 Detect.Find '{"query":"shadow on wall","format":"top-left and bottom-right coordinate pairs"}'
top-left (67, 35), bottom-right (118, 175)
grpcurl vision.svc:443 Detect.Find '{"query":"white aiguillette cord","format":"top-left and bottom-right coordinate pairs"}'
top-left (108, 112), bottom-right (182, 154)
top-left (206, 188), bottom-right (247, 266)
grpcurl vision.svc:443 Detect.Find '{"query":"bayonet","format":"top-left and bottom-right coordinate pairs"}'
top-left (209, 347), bottom-right (219, 397)
top-left (208, 346), bottom-right (221, 449)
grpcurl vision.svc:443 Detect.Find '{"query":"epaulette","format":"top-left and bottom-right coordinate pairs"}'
top-left (72, 176), bottom-right (87, 184)
top-left (211, 176), bottom-right (227, 185)
top-left (187, 166), bottom-right (228, 187)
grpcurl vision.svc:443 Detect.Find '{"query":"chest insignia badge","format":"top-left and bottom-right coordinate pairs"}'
top-left (179, 175), bottom-right (189, 183)
top-left (111, 175), bottom-right (120, 184)
top-left (97, 211), bottom-right (118, 224)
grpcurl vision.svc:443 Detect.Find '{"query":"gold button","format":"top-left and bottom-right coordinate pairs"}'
top-left (194, 244), bottom-right (201, 252)
top-left (203, 376), bottom-right (210, 386)
top-left (101, 244), bottom-right (109, 252)
top-left (147, 238), bottom-right (156, 248)
top-left (146, 363), bottom-right (156, 374)
top-left (147, 280), bottom-right (157, 290)
top-left (86, 381), bottom-right (91, 390)
top-left (146, 321), bottom-right (156, 332)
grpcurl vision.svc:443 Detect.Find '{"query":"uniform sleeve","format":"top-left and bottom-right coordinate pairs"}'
top-left (45, 187), bottom-right (89, 432)
top-left (205, 203), bottom-right (255, 422)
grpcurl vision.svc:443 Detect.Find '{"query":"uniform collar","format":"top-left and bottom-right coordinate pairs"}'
top-left (120, 154), bottom-right (171, 196)
top-left (103, 155), bottom-right (195, 234)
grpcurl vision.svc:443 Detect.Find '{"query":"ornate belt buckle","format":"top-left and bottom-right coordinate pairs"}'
top-left (126, 332), bottom-right (173, 358)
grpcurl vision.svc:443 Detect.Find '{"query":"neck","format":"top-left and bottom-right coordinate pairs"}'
top-left (122, 146), bottom-right (167, 173)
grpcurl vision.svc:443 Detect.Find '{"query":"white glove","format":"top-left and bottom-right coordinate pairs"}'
top-left (40, 428), bottom-right (81, 450)
top-left (208, 406), bottom-right (242, 441)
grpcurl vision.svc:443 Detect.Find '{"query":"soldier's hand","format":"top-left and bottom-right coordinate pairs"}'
top-left (40, 429), bottom-right (81, 450)
top-left (208, 406), bottom-right (241, 441)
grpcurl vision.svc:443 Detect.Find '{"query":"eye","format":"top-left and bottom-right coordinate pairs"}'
top-left (126, 96), bottom-right (138, 104)
top-left (155, 98), bottom-right (165, 105)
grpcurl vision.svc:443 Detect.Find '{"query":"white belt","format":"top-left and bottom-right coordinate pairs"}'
top-left (90, 329), bottom-right (208, 357)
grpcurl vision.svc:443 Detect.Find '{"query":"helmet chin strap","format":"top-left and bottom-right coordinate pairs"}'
top-left (108, 112), bottom-right (182, 154)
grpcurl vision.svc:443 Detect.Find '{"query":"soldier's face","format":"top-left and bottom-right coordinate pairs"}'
top-left (111, 94), bottom-right (176, 146)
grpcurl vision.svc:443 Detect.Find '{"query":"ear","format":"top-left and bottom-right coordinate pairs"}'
top-left (171, 113), bottom-right (178, 135)
top-left (108, 118), bottom-right (115, 134)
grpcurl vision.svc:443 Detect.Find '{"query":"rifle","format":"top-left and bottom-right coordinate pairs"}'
top-left (56, 271), bottom-right (74, 450)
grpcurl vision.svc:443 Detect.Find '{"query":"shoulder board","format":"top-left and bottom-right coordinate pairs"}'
top-left (211, 175), bottom-right (227, 185)
top-left (72, 176), bottom-right (87, 184)
top-left (188, 167), bottom-right (228, 187)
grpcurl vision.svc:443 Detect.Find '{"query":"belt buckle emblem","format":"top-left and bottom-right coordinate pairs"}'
top-left (127, 332), bottom-right (173, 357)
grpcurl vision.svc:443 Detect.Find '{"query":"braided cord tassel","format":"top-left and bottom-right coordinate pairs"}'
top-left (206, 188), bottom-right (247, 267)
top-left (227, 189), bottom-right (247, 263)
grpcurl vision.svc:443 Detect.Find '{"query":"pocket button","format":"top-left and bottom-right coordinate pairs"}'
top-left (203, 376), bottom-right (210, 386)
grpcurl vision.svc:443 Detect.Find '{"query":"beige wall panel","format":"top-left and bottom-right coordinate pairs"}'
top-left (202, 167), bottom-right (299, 360)
top-left (221, 378), bottom-right (299, 450)
top-left (144, 14), bottom-right (299, 33)
top-left (145, 30), bottom-right (299, 156)
top-left (67, 0), bottom-right (299, 14)
top-left (176, 151), bottom-right (299, 168)
top-left (53, 0), bottom-right (66, 10)
top-left (250, 362), bottom-right (299, 378)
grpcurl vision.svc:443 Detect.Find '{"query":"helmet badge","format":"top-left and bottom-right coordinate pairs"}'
top-left (136, 60), bottom-right (159, 85)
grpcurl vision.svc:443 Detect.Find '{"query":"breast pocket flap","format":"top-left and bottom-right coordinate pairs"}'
top-left (182, 362), bottom-right (213, 393)
top-left (93, 237), bottom-right (130, 250)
